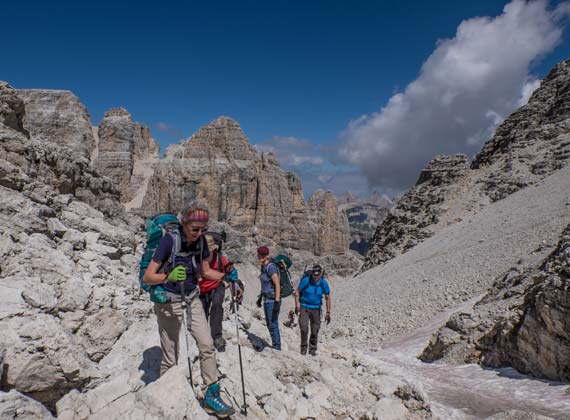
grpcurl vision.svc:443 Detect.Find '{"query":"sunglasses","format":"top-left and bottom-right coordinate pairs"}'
top-left (188, 225), bottom-right (208, 233)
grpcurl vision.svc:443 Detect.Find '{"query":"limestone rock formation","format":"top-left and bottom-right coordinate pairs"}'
top-left (307, 189), bottom-right (351, 255)
top-left (50, 306), bottom-right (432, 420)
top-left (17, 89), bottom-right (95, 159)
top-left (362, 154), bottom-right (469, 270)
top-left (421, 222), bottom-right (570, 382)
top-left (0, 390), bottom-right (55, 420)
top-left (339, 194), bottom-right (393, 256)
top-left (94, 108), bottom-right (159, 205)
top-left (134, 116), bottom-right (350, 256)
top-left (0, 83), bottom-right (121, 216)
top-left (0, 82), bottom-right (28, 136)
top-left (472, 61), bottom-right (570, 201)
top-left (363, 61), bottom-right (570, 272)
top-left (345, 204), bottom-right (390, 255)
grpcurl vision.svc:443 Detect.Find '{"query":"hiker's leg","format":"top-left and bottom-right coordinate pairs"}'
top-left (271, 300), bottom-right (281, 350)
top-left (199, 292), bottom-right (211, 321)
top-left (209, 284), bottom-right (225, 341)
top-left (263, 299), bottom-right (275, 346)
top-left (309, 309), bottom-right (321, 353)
top-left (188, 294), bottom-right (218, 386)
top-left (154, 301), bottom-right (182, 376)
top-left (299, 306), bottom-right (310, 354)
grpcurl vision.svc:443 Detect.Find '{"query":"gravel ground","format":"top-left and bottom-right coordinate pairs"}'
top-left (330, 163), bottom-right (570, 347)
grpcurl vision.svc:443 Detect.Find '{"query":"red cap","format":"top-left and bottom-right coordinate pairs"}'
top-left (257, 246), bottom-right (269, 256)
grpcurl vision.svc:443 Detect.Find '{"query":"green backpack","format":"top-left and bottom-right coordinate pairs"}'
top-left (138, 213), bottom-right (181, 303)
top-left (267, 255), bottom-right (294, 299)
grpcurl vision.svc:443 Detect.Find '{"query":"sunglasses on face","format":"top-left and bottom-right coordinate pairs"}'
top-left (188, 225), bottom-right (208, 233)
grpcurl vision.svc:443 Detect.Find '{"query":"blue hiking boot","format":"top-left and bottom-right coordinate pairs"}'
top-left (203, 383), bottom-right (235, 418)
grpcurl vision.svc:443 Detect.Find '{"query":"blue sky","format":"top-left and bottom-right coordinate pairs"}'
top-left (2, 0), bottom-right (570, 198)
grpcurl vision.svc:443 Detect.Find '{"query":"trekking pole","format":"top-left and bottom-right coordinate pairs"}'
top-left (231, 282), bottom-right (248, 416)
top-left (180, 279), bottom-right (194, 390)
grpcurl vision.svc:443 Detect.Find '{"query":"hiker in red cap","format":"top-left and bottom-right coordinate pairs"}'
top-left (256, 245), bottom-right (282, 350)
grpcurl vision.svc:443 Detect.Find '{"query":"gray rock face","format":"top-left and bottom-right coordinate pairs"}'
top-left (364, 61), bottom-right (570, 272)
top-left (94, 108), bottom-right (159, 204)
top-left (472, 61), bottom-right (570, 201)
top-left (135, 116), bottom-right (350, 256)
top-left (0, 82), bottom-right (121, 216)
top-left (0, 83), bottom-right (143, 409)
top-left (307, 189), bottom-right (351, 255)
top-left (421, 222), bottom-right (570, 382)
top-left (344, 203), bottom-right (391, 256)
top-left (0, 82), bottom-right (28, 136)
top-left (18, 89), bottom-right (95, 159)
top-left (363, 154), bottom-right (469, 271)
top-left (0, 390), bottom-right (55, 420)
top-left (338, 192), bottom-right (394, 256)
top-left (0, 186), bottom-right (141, 409)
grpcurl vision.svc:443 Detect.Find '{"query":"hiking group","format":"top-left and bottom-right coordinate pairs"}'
top-left (140, 200), bottom-right (332, 418)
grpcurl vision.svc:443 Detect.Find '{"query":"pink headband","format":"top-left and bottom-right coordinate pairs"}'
top-left (185, 210), bottom-right (209, 223)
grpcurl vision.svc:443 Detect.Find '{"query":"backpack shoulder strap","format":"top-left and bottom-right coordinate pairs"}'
top-left (198, 234), bottom-right (204, 263)
top-left (267, 261), bottom-right (279, 272)
top-left (165, 230), bottom-right (182, 267)
top-left (299, 276), bottom-right (311, 294)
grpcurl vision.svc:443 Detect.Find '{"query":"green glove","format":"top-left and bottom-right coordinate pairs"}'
top-left (167, 266), bottom-right (186, 282)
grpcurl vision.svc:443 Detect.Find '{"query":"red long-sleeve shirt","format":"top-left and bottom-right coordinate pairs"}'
top-left (199, 252), bottom-right (229, 294)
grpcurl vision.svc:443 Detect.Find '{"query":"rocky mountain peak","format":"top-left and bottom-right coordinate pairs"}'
top-left (171, 116), bottom-right (258, 161)
top-left (472, 59), bottom-right (570, 171)
top-left (338, 191), bottom-right (359, 205)
top-left (115, 116), bottom-right (353, 258)
top-left (17, 88), bottom-right (95, 159)
top-left (94, 107), bottom-right (160, 204)
top-left (103, 107), bottom-right (132, 120)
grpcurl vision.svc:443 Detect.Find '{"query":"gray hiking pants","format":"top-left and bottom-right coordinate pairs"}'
top-left (153, 290), bottom-right (218, 385)
top-left (299, 306), bottom-right (321, 353)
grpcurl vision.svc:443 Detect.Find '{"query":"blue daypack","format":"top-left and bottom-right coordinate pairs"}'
top-left (139, 213), bottom-right (182, 303)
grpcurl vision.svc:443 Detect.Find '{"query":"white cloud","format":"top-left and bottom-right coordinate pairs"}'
top-left (255, 136), bottom-right (325, 168)
top-left (290, 155), bottom-right (324, 166)
top-left (338, 0), bottom-right (569, 189)
top-left (255, 136), bottom-right (384, 197)
top-left (517, 78), bottom-right (541, 107)
top-left (155, 122), bottom-right (182, 138)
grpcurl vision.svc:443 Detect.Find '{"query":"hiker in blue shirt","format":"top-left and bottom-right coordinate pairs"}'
top-left (295, 264), bottom-right (331, 356)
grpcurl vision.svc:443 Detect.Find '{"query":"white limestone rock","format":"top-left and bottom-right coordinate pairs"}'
top-left (0, 390), bottom-right (55, 420)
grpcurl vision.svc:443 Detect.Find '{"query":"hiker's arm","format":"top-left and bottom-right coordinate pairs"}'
top-left (295, 287), bottom-right (301, 311)
top-left (143, 260), bottom-right (168, 285)
top-left (325, 294), bottom-right (331, 315)
top-left (201, 260), bottom-right (225, 281)
top-left (271, 272), bottom-right (280, 301)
